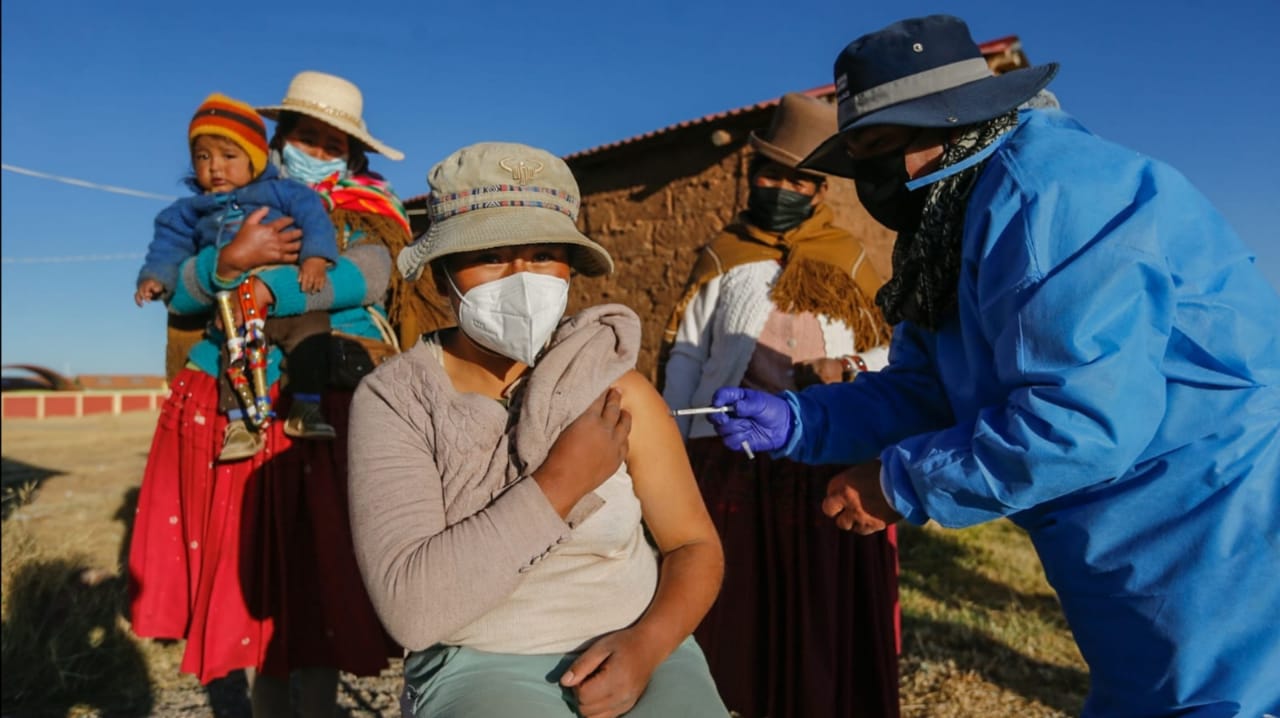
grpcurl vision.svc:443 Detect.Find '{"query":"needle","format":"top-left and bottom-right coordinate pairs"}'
top-left (670, 406), bottom-right (733, 416)
top-left (668, 406), bottom-right (756, 459)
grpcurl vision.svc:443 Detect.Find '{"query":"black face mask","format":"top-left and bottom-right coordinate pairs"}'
top-left (746, 186), bottom-right (815, 232)
top-left (853, 151), bottom-right (928, 234)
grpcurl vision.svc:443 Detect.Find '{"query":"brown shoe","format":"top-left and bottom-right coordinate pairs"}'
top-left (219, 421), bottom-right (264, 462)
top-left (282, 401), bottom-right (336, 440)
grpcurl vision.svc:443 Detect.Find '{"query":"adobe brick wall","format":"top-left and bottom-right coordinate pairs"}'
top-left (567, 109), bottom-right (895, 379)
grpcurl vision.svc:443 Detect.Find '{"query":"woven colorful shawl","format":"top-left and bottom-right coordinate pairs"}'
top-left (313, 173), bottom-right (412, 237)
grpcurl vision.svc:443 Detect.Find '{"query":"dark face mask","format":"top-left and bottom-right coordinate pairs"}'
top-left (853, 151), bottom-right (928, 234)
top-left (746, 186), bottom-right (815, 232)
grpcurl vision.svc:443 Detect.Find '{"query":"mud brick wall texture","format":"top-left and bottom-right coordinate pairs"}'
top-left (405, 106), bottom-right (895, 380)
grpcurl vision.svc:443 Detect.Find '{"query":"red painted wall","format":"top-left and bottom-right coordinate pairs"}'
top-left (1, 391), bottom-right (166, 420)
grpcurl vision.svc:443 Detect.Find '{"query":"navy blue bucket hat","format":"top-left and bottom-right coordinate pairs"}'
top-left (800, 14), bottom-right (1058, 176)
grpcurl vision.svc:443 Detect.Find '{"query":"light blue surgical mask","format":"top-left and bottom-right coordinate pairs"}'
top-left (281, 142), bottom-right (348, 185)
top-left (903, 131), bottom-right (1013, 192)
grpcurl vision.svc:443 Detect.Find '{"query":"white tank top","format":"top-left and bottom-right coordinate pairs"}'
top-left (441, 463), bottom-right (659, 653)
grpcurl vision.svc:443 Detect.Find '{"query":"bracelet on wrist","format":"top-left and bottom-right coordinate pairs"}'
top-left (841, 354), bottom-right (868, 378)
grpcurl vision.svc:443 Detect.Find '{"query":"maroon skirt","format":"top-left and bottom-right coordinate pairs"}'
top-left (127, 369), bottom-right (398, 684)
top-left (689, 437), bottom-right (901, 718)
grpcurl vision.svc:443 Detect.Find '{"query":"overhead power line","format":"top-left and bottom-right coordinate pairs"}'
top-left (2, 163), bottom-right (178, 201)
top-left (2, 252), bottom-right (145, 265)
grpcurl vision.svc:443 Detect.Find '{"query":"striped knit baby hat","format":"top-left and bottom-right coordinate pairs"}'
top-left (188, 93), bottom-right (269, 179)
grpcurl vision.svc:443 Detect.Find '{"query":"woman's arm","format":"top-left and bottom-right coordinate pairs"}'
top-left (783, 323), bottom-right (954, 467)
top-left (662, 277), bottom-right (721, 438)
top-left (169, 225), bottom-right (390, 318)
top-left (167, 207), bottom-right (302, 314)
top-left (561, 370), bottom-right (724, 718)
top-left (793, 342), bottom-right (893, 388)
top-left (259, 242), bottom-right (390, 317)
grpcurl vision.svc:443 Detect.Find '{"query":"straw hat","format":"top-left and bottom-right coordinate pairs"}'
top-left (748, 93), bottom-right (838, 174)
top-left (257, 71), bottom-right (404, 161)
top-left (397, 142), bottom-right (613, 281)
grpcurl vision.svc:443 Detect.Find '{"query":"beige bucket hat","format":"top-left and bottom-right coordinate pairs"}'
top-left (749, 92), bottom-right (838, 174)
top-left (256, 71), bottom-right (404, 161)
top-left (397, 142), bottom-right (613, 281)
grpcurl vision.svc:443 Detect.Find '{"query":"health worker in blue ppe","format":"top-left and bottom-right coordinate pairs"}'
top-left (708, 14), bottom-right (1280, 718)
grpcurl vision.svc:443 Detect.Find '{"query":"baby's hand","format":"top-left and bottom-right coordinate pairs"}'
top-left (134, 279), bottom-right (165, 307)
top-left (298, 257), bottom-right (328, 294)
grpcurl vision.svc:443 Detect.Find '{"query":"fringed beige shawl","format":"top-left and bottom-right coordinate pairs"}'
top-left (658, 204), bottom-right (891, 387)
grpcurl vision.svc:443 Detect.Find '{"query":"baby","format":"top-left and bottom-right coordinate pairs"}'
top-left (136, 93), bottom-right (338, 461)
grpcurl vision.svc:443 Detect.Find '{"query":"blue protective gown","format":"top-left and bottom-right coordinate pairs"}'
top-left (781, 110), bottom-right (1280, 716)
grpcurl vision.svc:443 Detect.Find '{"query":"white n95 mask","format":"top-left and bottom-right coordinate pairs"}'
top-left (450, 271), bottom-right (569, 366)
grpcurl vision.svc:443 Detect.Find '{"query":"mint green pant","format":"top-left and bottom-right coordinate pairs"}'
top-left (403, 636), bottom-right (729, 717)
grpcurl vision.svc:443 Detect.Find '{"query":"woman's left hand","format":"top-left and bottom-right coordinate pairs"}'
top-left (216, 207), bottom-right (303, 278)
top-left (793, 357), bottom-right (846, 388)
top-left (560, 628), bottom-right (660, 718)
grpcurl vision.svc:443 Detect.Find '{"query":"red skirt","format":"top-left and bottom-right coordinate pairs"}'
top-left (127, 368), bottom-right (398, 684)
top-left (689, 437), bottom-right (901, 718)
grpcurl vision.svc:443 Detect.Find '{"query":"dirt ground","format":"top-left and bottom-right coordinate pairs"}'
top-left (1, 411), bottom-right (403, 717)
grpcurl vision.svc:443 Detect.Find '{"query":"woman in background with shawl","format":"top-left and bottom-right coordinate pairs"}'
top-left (660, 93), bottom-right (900, 718)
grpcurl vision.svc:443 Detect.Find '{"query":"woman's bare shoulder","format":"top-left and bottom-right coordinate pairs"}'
top-left (613, 370), bottom-right (662, 409)
top-left (612, 370), bottom-right (682, 445)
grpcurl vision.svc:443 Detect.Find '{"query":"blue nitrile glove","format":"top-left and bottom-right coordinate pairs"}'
top-left (707, 387), bottom-right (794, 453)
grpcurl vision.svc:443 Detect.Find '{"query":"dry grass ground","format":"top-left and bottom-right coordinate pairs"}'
top-left (1, 412), bottom-right (1087, 717)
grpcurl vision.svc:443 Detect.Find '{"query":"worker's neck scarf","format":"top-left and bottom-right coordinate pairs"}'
top-left (876, 110), bottom-right (1019, 330)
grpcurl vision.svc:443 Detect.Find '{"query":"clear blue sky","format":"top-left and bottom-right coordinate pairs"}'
top-left (3, 0), bottom-right (1278, 376)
